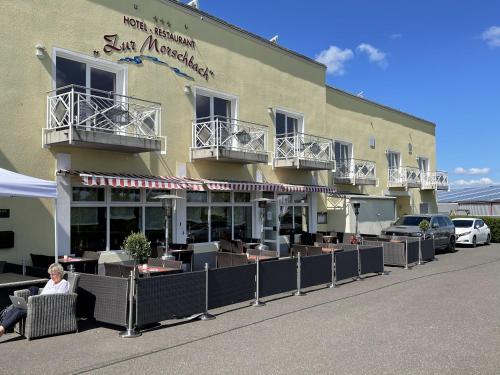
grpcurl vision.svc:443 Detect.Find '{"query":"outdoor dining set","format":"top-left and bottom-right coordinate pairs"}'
top-left (0, 231), bottom-right (438, 340)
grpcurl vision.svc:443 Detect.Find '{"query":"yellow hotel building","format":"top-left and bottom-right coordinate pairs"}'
top-left (0, 0), bottom-right (448, 266)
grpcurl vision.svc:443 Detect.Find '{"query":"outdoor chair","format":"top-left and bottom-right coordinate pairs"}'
top-left (306, 246), bottom-right (323, 256)
top-left (292, 244), bottom-right (308, 257)
top-left (315, 233), bottom-right (324, 243)
top-left (300, 232), bottom-right (315, 245)
top-left (260, 249), bottom-right (279, 258)
top-left (120, 264), bottom-right (135, 278)
top-left (104, 262), bottom-right (123, 277)
top-left (163, 260), bottom-right (183, 269)
top-left (170, 243), bottom-right (189, 250)
top-left (342, 233), bottom-right (356, 244)
top-left (30, 253), bottom-right (54, 268)
top-left (231, 253), bottom-right (249, 266)
top-left (13, 273), bottom-right (79, 340)
top-left (219, 239), bottom-right (233, 253)
top-left (231, 239), bottom-right (244, 253)
top-left (217, 252), bottom-right (232, 268)
top-left (246, 248), bottom-right (260, 256)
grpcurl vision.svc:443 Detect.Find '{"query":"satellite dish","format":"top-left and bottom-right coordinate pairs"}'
top-left (269, 35), bottom-right (279, 43)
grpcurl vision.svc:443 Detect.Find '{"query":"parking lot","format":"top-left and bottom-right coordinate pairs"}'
top-left (2, 243), bottom-right (500, 375)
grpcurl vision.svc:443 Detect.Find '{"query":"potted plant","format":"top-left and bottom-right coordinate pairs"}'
top-left (419, 219), bottom-right (430, 239)
top-left (122, 232), bottom-right (151, 264)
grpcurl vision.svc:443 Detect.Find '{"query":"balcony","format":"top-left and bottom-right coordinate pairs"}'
top-left (43, 85), bottom-right (162, 153)
top-left (421, 171), bottom-right (449, 191)
top-left (388, 167), bottom-right (421, 189)
top-left (191, 117), bottom-right (268, 164)
top-left (333, 159), bottom-right (377, 186)
top-left (274, 133), bottom-right (334, 170)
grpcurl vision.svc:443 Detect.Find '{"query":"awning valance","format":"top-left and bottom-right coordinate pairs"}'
top-left (59, 170), bottom-right (204, 191)
top-left (202, 179), bottom-right (335, 194)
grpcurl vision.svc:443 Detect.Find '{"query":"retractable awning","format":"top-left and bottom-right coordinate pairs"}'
top-left (59, 170), bottom-right (204, 191)
top-left (202, 179), bottom-right (335, 194)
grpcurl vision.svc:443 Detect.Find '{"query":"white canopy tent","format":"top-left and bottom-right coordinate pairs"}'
top-left (0, 167), bottom-right (58, 261)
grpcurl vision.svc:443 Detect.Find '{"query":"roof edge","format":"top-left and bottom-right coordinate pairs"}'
top-left (326, 85), bottom-right (436, 127)
top-left (159, 0), bottom-right (326, 70)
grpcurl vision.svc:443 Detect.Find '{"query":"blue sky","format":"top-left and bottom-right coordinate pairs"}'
top-left (196, 0), bottom-right (500, 189)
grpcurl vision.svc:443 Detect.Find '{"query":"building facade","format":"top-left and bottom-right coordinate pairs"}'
top-left (0, 0), bottom-right (448, 265)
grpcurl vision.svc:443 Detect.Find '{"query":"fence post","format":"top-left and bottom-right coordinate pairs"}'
top-left (294, 252), bottom-right (305, 296)
top-left (252, 257), bottom-right (265, 307)
top-left (329, 250), bottom-right (336, 288)
top-left (22, 257), bottom-right (26, 276)
top-left (418, 237), bottom-right (422, 265)
top-left (357, 245), bottom-right (363, 280)
top-left (199, 263), bottom-right (216, 320)
top-left (404, 239), bottom-right (409, 270)
top-left (120, 270), bottom-right (141, 338)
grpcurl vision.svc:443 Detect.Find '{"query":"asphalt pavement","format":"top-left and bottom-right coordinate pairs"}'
top-left (1, 244), bottom-right (500, 375)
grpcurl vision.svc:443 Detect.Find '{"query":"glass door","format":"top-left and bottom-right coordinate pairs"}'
top-left (263, 201), bottom-right (278, 251)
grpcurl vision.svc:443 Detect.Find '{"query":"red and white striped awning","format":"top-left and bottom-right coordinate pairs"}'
top-left (60, 171), bottom-right (204, 191)
top-left (203, 179), bottom-right (335, 194)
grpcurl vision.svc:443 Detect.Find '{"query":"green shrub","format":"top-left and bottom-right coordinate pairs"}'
top-left (122, 232), bottom-right (151, 263)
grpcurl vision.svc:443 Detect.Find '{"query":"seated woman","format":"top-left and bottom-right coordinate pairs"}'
top-left (0, 263), bottom-right (69, 337)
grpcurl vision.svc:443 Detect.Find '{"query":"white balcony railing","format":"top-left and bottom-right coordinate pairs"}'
top-left (45, 85), bottom-right (161, 141)
top-left (388, 167), bottom-right (421, 187)
top-left (191, 116), bottom-right (268, 156)
top-left (421, 171), bottom-right (449, 190)
top-left (274, 133), bottom-right (333, 163)
top-left (334, 159), bottom-right (377, 183)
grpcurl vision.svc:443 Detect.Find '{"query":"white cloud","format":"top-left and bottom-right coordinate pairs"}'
top-left (454, 167), bottom-right (490, 175)
top-left (356, 43), bottom-right (388, 68)
top-left (482, 26), bottom-right (500, 48)
top-left (315, 46), bottom-right (354, 76)
top-left (452, 178), bottom-right (494, 186)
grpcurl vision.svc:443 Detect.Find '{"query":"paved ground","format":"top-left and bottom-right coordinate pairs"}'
top-left (2, 244), bottom-right (500, 375)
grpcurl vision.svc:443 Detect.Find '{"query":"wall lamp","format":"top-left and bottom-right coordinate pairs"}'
top-left (35, 44), bottom-right (46, 59)
top-left (184, 85), bottom-right (192, 95)
top-left (267, 107), bottom-right (273, 115)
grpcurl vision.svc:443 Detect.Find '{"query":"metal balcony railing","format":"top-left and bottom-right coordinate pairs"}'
top-left (388, 167), bottom-right (422, 187)
top-left (274, 132), bottom-right (333, 163)
top-left (421, 171), bottom-right (449, 190)
top-left (334, 159), bottom-right (377, 183)
top-left (45, 85), bottom-right (161, 142)
top-left (191, 116), bottom-right (268, 155)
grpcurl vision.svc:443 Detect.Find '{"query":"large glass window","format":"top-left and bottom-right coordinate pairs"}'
top-left (110, 207), bottom-right (141, 249)
top-left (276, 112), bottom-right (299, 136)
top-left (187, 191), bottom-right (208, 203)
top-left (72, 187), bottom-right (105, 202)
top-left (387, 151), bottom-right (400, 169)
top-left (111, 188), bottom-right (140, 202)
top-left (187, 207), bottom-right (209, 243)
top-left (234, 206), bottom-right (252, 240)
top-left (334, 142), bottom-right (351, 162)
top-left (195, 93), bottom-right (233, 121)
top-left (211, 207), bottom-right (232, 241)
top-left (146, 189), bottom-right (171, 202)
top-left (71, 207), bottom-right (106, 253)
top-left (145, 207), bottom-right (168, 247)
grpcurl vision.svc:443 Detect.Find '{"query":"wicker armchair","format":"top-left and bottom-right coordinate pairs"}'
top-left (13, 273), bottom-right (79, 340)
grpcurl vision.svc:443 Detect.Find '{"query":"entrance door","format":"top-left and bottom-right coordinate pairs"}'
top-left (263, 201), bottom-right (279, 251)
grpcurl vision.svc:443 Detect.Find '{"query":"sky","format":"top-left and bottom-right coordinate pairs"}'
top-left (193, 0), bottom-right (500, 190)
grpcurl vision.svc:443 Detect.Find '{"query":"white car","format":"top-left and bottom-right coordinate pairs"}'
top-left (452, 218), bottom-right (491, 247)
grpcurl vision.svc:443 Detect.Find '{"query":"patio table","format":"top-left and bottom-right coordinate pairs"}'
top-left (58, 256), bottom-right (98, 274)
top-left (137, 265), bottom-right (183, 276)
top-left (321, 247), bottom-right (343, 254)
top-left (167, 249), bottom-right (194, 271)
top-left (322, 235), bottom-right (338, 243)
top-left (243, 242), bottom-right (260, 251)
top-left (247, 255), bottom-right (277, 262)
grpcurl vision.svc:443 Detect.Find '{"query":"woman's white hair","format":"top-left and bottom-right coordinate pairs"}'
top-left (48, 263), bottom-right (65, 277)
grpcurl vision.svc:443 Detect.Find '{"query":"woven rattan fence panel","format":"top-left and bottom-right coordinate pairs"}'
top-left (335, 250), bottom-right (359, 282)
top-left (359, 246), bottom-right (384, 275)
top-left (421, 239), bottom-right (435, 261)
top-left (260, 258), bottom-right (297, 298)
top-left (77, 273), bottom-right (128, 327)
top-left (208, 264), bottom-right (256, 310)
top-left (301, 254), bottom-right (332, 288)
top-left (136, 271), bottom-right (205, 326)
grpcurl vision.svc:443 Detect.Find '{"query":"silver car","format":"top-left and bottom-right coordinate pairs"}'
top-left (381, 214), bottom-right (456, 252)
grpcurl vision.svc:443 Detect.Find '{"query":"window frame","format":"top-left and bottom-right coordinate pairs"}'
top-left (274, 108), bottom-right (304, 136)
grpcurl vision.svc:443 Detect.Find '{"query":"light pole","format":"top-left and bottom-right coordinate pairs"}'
top-left (353, 202), bottom-right (361, 240)
top-left (153, 194), bottom-right (185, 257)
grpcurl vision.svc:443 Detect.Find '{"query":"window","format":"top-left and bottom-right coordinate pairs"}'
top-left (418, 157), bottom-right (429, 173)
top-left (275, 111), bottom-right (302, 136)
top-left (195, 91), bottom-right (235, 121)
top-left (420, 203), bottom-right (429, 214)
top-left (111, 188), bottom-right (140, 202)
top-left (277, 193), bottom-right (309, 235)
top-left (72, 187), bottom-right (105, 202)
top-left (110, 207), bottom-right (141, 249)
top-left (186, 191), bottom-right (253, 243)
top-left (437, 216), bottom-right (448, 228)
top-left (334, 141), bottom-right (352, 162)
top-left (387, 151), bottom-right (400, 169)
top-left (71, 207), bottom-right (106, 253)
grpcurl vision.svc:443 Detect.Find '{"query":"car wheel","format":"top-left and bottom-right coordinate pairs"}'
top-left (447, 236), bottom-right (457, 253)
top-left (472, 236), bottom-right (477, 248)
top-left (486, 234), bottom-right (491, 245)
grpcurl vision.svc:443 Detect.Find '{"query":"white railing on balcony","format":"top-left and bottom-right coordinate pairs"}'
top-left (334, 159), bottom-right (377, 183)
top-left (274, 133), bottom-right (333, 163)
top-left (46, 85), bottom-right (161, 141)
top-left (421, 171), bottom-right (449, 189)
top-left (191, 116), bottom-right (268, 156)
top-left (388, 167), bottom-right (422, 187)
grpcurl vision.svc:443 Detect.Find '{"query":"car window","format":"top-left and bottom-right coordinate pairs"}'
top-left (477, 220), bottom-right (484, 227)
top-left (453, 219), bottom-right (473, 228)
top-left (437, 217), bottom-right (448, 227)
top-left (446, 217), bottom-right (453, 226)
top-left (395, 216), bottom-right (429, 226)
top-left (430, 218), bottom-right (439, 228)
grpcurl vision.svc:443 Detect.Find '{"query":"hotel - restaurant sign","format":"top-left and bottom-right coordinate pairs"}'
top-left (101, 16), bottom-right (214, 81)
